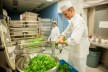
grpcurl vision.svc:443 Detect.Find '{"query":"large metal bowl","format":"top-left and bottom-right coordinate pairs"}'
top-left (17, 53), bottom-right (59, 72)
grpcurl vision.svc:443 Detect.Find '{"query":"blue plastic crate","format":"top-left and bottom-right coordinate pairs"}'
top-left (59, 59), bottom-right (78, 72)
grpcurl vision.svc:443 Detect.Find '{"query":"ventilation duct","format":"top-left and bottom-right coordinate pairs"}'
top-left (12, 0), bottom-right (18, 11)
top-left (13, 0), bottom-right (18, 6)
top-left (37, 3), bottom-right (45, 8)
top-left (32, 3), bottom-right (45, 12)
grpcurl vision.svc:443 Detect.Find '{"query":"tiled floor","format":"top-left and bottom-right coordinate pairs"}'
top-left (43, 46), bottom-right (108, 72)
top-left (86, 66), bottom-right (108, 72)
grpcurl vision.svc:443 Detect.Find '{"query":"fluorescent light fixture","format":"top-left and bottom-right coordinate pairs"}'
top-left (47, 0), bottom-right (53, 2)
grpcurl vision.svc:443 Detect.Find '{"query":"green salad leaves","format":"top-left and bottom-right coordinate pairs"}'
top-left (24, 54), bottom-right (58, 72)
top-left (58, 64), bottom-right (70, 72)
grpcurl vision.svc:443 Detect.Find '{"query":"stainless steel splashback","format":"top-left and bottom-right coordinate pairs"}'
top-left (94, 4), bottom-right (108, 39)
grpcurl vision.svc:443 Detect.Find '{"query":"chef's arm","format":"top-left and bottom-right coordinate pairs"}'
top-left (56, 24), bottom-right (71, 43)
top-left (66, 22), bottom-right (84, 45)
top-left (61, 23), bottom-right (71, 37)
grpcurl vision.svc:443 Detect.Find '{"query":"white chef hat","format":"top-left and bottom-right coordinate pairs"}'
top-left (60, 1), bottom-right (73, 12)
top-left (52, 21), bottom-right (57, 25)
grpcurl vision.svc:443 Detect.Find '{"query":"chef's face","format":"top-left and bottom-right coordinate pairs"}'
top-left (62, 7), bottom-right (74, 20)
top-left (52, 22), bottom-right (56, 27)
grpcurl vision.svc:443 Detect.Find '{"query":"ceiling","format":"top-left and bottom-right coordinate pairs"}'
top-left (3, 0), bottom-right (59, 13)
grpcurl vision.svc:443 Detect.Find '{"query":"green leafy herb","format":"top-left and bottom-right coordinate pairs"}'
top-left (58, 64), bottom-right (70, 72)
top-left (24, 54), bottom-right (58, 72)
top-left (24, 38), bottom-right (45, 48)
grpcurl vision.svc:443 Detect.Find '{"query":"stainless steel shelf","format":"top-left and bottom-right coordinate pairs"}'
top-left (10, 31), bottom-right (37, 33)
top-left (10, 28), bottom-right (38, 29)
top-left (10, 23), bottom-right (39, 25)
top-left (9, 20), bottom-right (39, 23)
top-left (11, 34), bottom-right (38, 37)
top-left (11, 37), bottom-right (36, 39)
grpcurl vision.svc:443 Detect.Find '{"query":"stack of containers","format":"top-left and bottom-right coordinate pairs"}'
top-left (9, 12), bottom-right (40, 41)
top-left (21, 12), bottom-right (38, 21)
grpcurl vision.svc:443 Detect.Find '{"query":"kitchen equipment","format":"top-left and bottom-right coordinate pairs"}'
top-left (0, 19), bottom-right (16, 70)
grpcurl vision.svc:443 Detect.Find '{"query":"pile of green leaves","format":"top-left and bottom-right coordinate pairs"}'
top-left (24, 43), bottom-right (41, 48)
top-left (24, 54), bottom-right (58, 72)
top-left (58, 64), bottom-right (70, 72)
top-left (24, 38), bottom-right (45, 48)
top-left (26, 38), bottom-right (44, 43)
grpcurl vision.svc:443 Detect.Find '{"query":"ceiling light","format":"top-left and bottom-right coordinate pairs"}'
top-left (47, 0), bottom-right (53, 2)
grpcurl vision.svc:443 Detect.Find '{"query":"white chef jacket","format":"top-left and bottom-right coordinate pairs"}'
top-left (62, 13), bottom-right (90, 58)
top-left (48, 26), bottom-right (60, 41)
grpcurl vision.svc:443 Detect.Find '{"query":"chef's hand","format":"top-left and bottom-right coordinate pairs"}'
top-left (56, 35), bottom-right (64, 44)
top-left (56, 39), bottom-right (67, 45)
top-left (56, 38), bottom-right (62, 44)
top-left (58, 40), bottom-right (67, 44)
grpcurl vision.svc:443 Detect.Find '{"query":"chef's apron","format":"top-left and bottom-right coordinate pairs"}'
top-left (68, 37), bottom-right (90, 72)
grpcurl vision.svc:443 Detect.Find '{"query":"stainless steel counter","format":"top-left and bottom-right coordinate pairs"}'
top-left (90, 41), bottom-right (108, 49)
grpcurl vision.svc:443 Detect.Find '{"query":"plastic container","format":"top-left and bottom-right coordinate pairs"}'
top-left (59, 60), bottom-right (78, 72)
top-left (22, 12), bottom-right (38, 21)
top-left (87, 48), bottom-right (101, 68)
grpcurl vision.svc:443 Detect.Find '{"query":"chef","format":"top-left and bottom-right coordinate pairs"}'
top-left (48, 21), bottom-right (60, 54)
top-left (56, 2), bottom-right (90, 72)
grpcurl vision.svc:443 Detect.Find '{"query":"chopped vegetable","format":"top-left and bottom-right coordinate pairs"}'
top-left (58, 64), bottom-right (70, 72)
top-left (54, 37), bottom-right (66, 49)
top-left (26, 38), bottom-right (44, 43)
top-left (24, 38), bottom-right (45, 48)
top-left (24, 54), bottom-right (58, 72)
top-left (24, 43), bottom-right (42, 48)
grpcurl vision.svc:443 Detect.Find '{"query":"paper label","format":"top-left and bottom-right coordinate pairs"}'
top-left (99, 21), bottom-right (108, 28)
